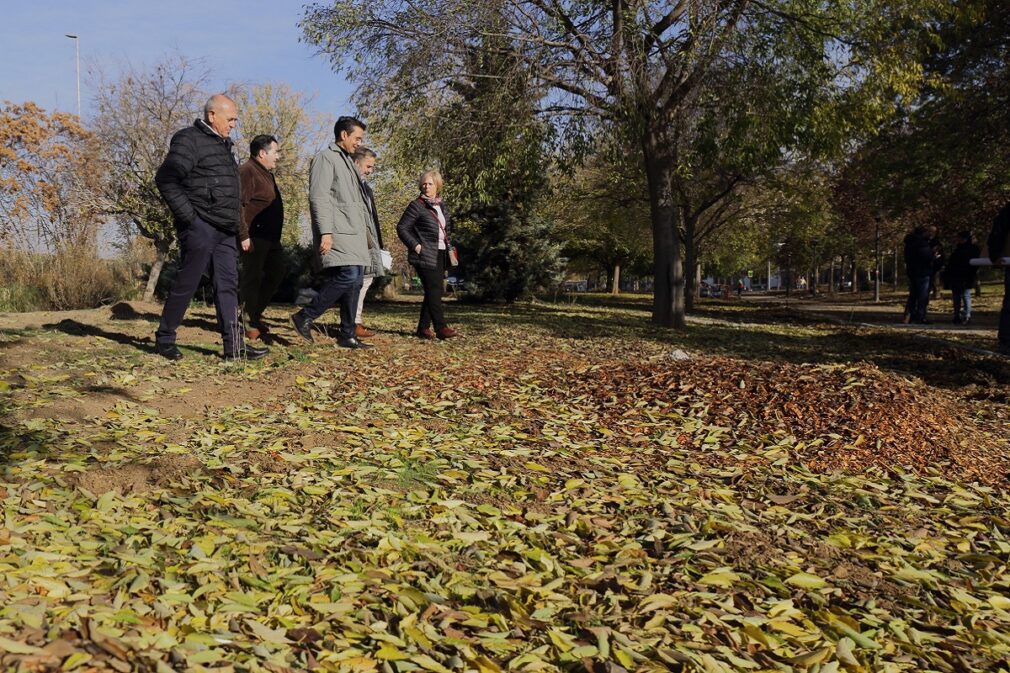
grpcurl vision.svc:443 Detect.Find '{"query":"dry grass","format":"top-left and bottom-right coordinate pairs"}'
top-left (0, 247), bottom-right (135, 311)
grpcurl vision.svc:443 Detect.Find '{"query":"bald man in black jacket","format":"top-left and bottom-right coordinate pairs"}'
top-left (154, 94), bottom-right (268, 361)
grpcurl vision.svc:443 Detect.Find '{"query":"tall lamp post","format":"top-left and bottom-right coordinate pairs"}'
top-left (65, 33), bottom-right (80, 118)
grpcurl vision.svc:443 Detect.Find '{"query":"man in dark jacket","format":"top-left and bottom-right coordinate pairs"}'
top-left (238, 134), bottom-right (285, 341)
top-left (154, 94), bottom-right (268, 361)
top-left (987, 202), bottom-right (1010, 353)
top-left (944, 231), bottom-right (980, 325)
top-left (903, 225), bottom-right (937, 324)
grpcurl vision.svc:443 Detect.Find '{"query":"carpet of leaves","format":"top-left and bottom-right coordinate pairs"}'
top-left (0, 300), bottom-right (1009, 673)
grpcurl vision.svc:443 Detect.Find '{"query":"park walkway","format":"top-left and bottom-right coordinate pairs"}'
top-left (742, 291), bottom-right (1005, 354)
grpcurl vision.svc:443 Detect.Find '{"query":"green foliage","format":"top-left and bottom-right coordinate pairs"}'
top-left (845, 0), bottom-right (1010, 239)
top-left (302, 0), bottom-right (959, 326)
top-left (457, 203), bottom-right (565, 303)
top-left (546, 144), bottom-right (652, 282)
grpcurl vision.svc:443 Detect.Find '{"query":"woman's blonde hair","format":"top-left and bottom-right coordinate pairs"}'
top-left (418, 169), bottom-right (444, 195)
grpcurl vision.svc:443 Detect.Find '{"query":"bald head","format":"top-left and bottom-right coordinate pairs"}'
top-left (204, 94), bottom-right (237, 138)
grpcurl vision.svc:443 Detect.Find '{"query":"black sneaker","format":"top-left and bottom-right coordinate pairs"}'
top-left (156, 344), bottom-right (183, 361)
top-left (291, 312), bottom-right (314, 342)
top-left (337, 336), bottom-right (374, 349)
top-left (224, 344), bottom-right (270, 361)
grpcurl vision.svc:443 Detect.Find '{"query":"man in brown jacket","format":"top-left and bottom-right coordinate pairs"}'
top-left (239, 134), bottom-right (285, 340)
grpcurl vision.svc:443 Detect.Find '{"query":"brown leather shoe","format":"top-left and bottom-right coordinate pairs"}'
top-left (355, 324), bottom-right (375, 338)
top-left (245, 327), bottom-right (261, 342)
top-left (436, 327), bottom-right (458, 340)
top-left (416, 328), bottom-right (436, 340)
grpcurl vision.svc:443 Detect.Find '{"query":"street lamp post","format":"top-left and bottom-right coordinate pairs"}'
top-left (65, 34), bottom-right (80, 118)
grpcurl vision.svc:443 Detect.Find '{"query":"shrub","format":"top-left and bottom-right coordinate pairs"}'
top-left (456, 203), bottom-right (565, 303)
top-left (0, 247), bottom-right (134, 311)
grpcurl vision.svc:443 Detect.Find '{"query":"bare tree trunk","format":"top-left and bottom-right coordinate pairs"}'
top-left (645, 134), bottom-right (684, 328)
top-left (851, 259), bottom-right (858, 294)
top-left (611, 264), bottom-right (621, 295)
top-left (143, 245), bottom-right (169, 302)
top-left (829, 258), bottom-right (835, 295)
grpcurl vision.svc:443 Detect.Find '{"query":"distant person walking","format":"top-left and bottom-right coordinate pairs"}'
top-left (238, 134), bottom-right (285, 342)
top-left (290, 116), bottom-right (374, 349)
top-left (154, 94), bottom-right (268, 361)
top-left (396, 169), bottom-right (457, 340)
top-left (986, 202), bottom-right (1010, 354)
top-left (902, 225), bottom-right (937, 324)
top-left (944, 231), bottom-right (980, 325)
top-left (351, 146), bottom-right (385, 338)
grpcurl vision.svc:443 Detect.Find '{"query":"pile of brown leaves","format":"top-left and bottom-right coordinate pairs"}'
top-left (582, 356), bottom-right (1009, 486)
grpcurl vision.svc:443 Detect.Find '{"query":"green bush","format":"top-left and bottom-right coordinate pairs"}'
top-left (456, 203), bottom-right (565, 303)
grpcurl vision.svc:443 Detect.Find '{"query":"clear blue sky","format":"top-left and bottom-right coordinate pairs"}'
top-left (1, 0), bottom-right (354, 122)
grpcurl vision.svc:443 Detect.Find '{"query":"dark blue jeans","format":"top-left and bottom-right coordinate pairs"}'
top-left (157, 217), bottom-right (241, 352)
top-left (301, 265), bottom-right (363, 339)
top-left (951, 284), bottom-right (972, 322)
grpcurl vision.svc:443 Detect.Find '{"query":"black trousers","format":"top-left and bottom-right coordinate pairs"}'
top-left (415, 251), bottom-right (447, 332)
top-left (157, 217), bottom-right (241, 352)
top-left (240, 237), bottom-right (286, 326)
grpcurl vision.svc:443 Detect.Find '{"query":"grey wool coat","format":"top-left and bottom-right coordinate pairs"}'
top-left (308, 142), bottom-right (371, 269)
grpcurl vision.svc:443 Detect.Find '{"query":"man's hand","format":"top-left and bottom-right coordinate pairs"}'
top-left (241, 238), bottom-right (253, 253)
top-left (320, 234), bottom-right (333, 255)
top-left (415, 244), bottom-right (422, 254)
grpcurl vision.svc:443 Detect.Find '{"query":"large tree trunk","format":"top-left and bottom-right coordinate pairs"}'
top-left (644, 133), bottom-right (684, 328)
top-left (611, 264), bottom-right (621, 294)
top-left (143, 243), bottom-right (170, 302)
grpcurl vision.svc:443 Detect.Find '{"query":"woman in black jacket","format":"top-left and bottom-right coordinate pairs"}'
top-left (396, 169), bottom-right (457, 339)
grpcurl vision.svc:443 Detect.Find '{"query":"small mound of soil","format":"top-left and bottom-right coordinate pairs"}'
top-left (109, 302), bottom-right (139, 320)
top-left (581, 357), bottom-right (1008, 486)
top-left (69, 455), bottom-right (204, 495)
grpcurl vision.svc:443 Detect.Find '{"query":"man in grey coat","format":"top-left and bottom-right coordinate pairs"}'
top-left (291, 116), bottom-right (374, 349)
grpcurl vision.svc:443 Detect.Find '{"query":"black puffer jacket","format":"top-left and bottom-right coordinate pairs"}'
top-left (155, 119), bottom-right (241, 233)
top-left (397, 198), bottom-right (451, 270)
